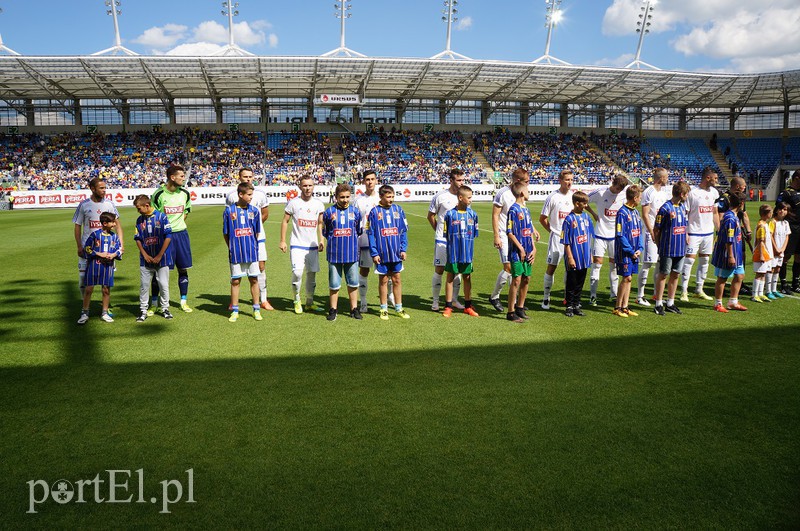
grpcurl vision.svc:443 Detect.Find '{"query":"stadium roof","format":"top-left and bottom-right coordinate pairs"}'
top-left (1, 55), bottom-right (799, 109)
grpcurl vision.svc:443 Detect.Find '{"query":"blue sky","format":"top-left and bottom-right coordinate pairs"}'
top-left (1, 1), bottom-right (799, 73)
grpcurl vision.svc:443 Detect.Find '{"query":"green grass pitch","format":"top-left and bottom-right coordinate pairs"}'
top-left (1, 202), bottom-right (799, 528)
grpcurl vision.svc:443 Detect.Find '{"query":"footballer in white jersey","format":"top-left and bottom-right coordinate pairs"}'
top-left (280, 176), bottom-right (325, 311)
top-left (427, 169), bottom-right (466, 310)
top-left (541, 188), bottom-right (575, 261)
top-left (72, 178), bottom-right (123, 292)
top-left (492, 185), bottom-right (516, 263)
top-left (586, 176), bottom-right (628, 259)
top-left (355, 191), bottom-right (380, 265)
top-left (428, 188), bottom-right (459, 265)
top-left (640, 176), bottom-right (671, 262)
top-left (680, 168), bottom-right (719, 299)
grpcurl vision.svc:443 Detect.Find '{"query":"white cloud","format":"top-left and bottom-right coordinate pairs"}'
top-left (602, 1), bottom-right (800, 73)
top-left (165, 42), bottom-right (224, 56)
top-left (192, 20), bottom-right (269, 46)
top-left (456, 16), bottom-right (472, 31)
top-left (268, 34), bottom-right (279, 49)
top-left (133, 24), bottom-right (188, 50)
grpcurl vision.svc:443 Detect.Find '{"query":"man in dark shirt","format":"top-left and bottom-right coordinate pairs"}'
top-left (776, 170), bottom-right (800, 293)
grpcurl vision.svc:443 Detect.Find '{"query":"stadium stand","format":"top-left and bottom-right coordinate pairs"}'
top-left (717, 137), bottom-right (782, 187)
top-left (340, 130), bottom-right (486, 184)
top-left (475, 132), bottom-right (620, 184)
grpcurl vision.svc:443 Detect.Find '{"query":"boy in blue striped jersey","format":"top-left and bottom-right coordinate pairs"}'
top-left (652, 181), bottom-right (690, 315)
top-left (613, 185), bottom-right (644, 317)
top-left (133, 195), bottom-right (173, 322)
top-left (322, 184), bottom-right (363, 321)
top-left (442, 186), bottom-right (479, 318)
top-left (78, 212), bottom-right (122, 325)
top-left (712, 191), bottom-right (747, 312)
top-left (223, 182), bottom-right (264, 322)
top-left (506, 182), bottom-right (536, 323)
top-left (367, 185), bottom-right (411, 321)
top-left (561, 191), bottom-right (594, 317)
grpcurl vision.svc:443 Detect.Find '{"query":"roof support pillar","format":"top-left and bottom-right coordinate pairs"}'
top-left (729, 107), bottom-right (736, 131)
top-left (520, 101), bottom-right (529, 127)
top-left (215, 97), bottom-right (223, 124)
top-left (634, 106), bottom-right (642, 131)
top-left (395, 99), bottom-right (404, 126)
top-left (73, 100), bottom-right (82, 126)
top-left (560, 103), bottom-right (568, 128)
top-left (25, 99), bottom-right (34, 126)
top-left (307, 100), bottom-right (314, 123)
top-left (598, 104), bottom-right (606, 129)
top-left (679, 108), bottom-right (687, 131)
top-left (480, 100), bottom-right (490, 126)
top-left (167, 98), bottom-right (176, 124)
top-left (120, 98), bottom-right (130, 127)
top-left (261, 98), bottom-right (269, 124)
top-left (439, 99), bottom-right (446, 124)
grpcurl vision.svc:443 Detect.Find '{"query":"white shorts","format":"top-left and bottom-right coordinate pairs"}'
top-left (359, 247), bottom-right (373, 269)
top-left (78, 257), bottom-right (87, 274)
top-left (231, 262), bottom-right (260, 279)
top-left (546, 237), bottom-right (564, 266)
top-left (497, 235), bottom-right (509, 264)
top-left (258, 241), bottom-right (267, 262)
top-left (774, 256), bottom-right (784, 268)
top-left (592, 237), bottom-right (615, 259)
top-left (686, 234), bottom-right (714, 256)
top-left (434, 240), bottom-right (447, 267)
top-left (290, 247), bottom-right (320, 273)
top-left (643, 231), bottom-right (659, 263)
top-left (753, 261), bottom-right (770, 274)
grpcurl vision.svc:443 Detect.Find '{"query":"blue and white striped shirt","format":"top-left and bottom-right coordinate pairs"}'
top-left (367, 204), bottom-right (408, 263)
top-left (507, 202), bottom-right (535, 263)
top-left (561, 212), bottom-right (594, 270)
top-left (134, 210), bottom-right (173, 268)
top-left (654, 201), bottom-right (688, 258)
top-left (323, 204), bottom-right (362, 264)
top-left (223, 203), bottom-right (264, 264)
top-left (84, 229), bottom-right (122, 287)
top-left (443, 207), bottom-right (479, 264)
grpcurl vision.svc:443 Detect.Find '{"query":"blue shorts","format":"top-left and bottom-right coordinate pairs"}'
top-left (169, 230), bottom-right (192, 270)
top-left (715, 265), bottom-right (745, 279)
top-left (375, 261), bottom-right (403, 276)
top-left (329, 262), bottom-right (359, 290)
top-left (616, 259), bottom-right (639, 277)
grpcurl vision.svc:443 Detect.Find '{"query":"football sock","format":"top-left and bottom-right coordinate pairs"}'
top-left (178, 269), bottom-right (189, 298)
top-left (252, 304), bottom-right (259, 311)
top-left (431, 273), bottom-right (443, 303)
top-left (258, 272), bottom-right (267, 301)
top-left (231, 305), bottom-right (239, 312)
top-left (387, 279), bottom-right (395, 305)
top-left (654, 299), bottom-right (663, 307)
top-left (681, 257), bottom-right (696, 293)
top-left (380, 303), bottom-right (388, 311)
top-left (305, 272), bottom-right (316, 304)
top-left (638, 263), bottom-right (653, 299)
top-left (491, 270), bottom-right (510, 299)
top-left (543, 273), bottom-right (554, 299)
top-left (609, 268), bottom-right (619, 298)
top-left (589, 262), bottom-right (602, 297)
top-left (696, 256), bottom-right (709, 291)
top-left (453, 274), bottom-right (462, 302)
top-left (667, 298), bottom-right (675, 306)
top-left (291, 270), bottom-right (302, 299)
top-left (465, 299), bottom-right (472, 308)
top-left (358, 275), bottom-right (368, 306)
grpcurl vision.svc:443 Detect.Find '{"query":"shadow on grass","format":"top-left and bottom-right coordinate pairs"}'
top-left (1, 325), bottom-right (799, 528)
